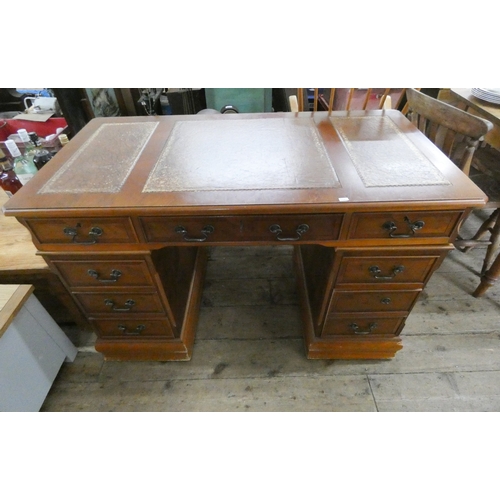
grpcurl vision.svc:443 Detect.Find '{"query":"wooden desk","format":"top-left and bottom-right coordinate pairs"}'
top-left (450, 88), bottom-right (500, 150)
top-left (2, 111), bottom-right (487, 361)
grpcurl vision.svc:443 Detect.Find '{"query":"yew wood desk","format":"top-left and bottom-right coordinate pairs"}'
top-left (2, 110), bottom-right (487, 361)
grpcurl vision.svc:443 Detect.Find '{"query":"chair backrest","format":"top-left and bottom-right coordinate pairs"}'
top-left (290, 88), bottom-right (409, 113)
top-left (405, 88), bottom-right (493, 176)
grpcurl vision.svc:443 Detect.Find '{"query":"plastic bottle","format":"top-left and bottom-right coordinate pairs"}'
top-left (17, 129), bottom-right (36, 159)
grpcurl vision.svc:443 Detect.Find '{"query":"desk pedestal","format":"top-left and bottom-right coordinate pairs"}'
top-left (294, 244), bottom-right (449, 359)
top-left (61, 240), bottom-right (449, 362)
top-left (295, 248), bottom-right (402, 359)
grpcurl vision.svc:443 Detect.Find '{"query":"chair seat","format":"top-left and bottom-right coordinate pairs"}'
top-left (469, 170), bottom-right (500, 208)
top-left (469, 147), bottom-right (500, 208)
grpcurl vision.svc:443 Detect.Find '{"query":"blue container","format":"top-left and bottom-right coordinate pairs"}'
top-left (204, 88), bottom-right (273, 113)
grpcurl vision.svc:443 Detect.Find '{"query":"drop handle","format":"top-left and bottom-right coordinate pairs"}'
top-left (87, 269), bottom-right (122, 283)
top-left (175, 225), bottom-right (214, 242)
top-left (369, 265), bottom-right (405, 280)
top-left (382, 216), bottom-right (425, 238)
top-left (349, 322), bottom-right (377, 335)
top-left (104, 299), bottom-right (136, 311)
top-left (64, 224), bottom-right (103, 244)
top-left (117, 324), bottom-right (145, 335)
top-left (269, 223), bottom-right (309, 241)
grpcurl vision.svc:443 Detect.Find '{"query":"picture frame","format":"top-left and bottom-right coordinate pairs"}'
top-left (80, 88), bottom-right (133, 119)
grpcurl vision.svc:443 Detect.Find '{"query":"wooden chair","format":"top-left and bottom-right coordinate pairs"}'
top-left (457, 146), bottom-right (500, 296)
top-left (289, 88), bottom-right (410, 114)
top-left (405, 87), bottom-right (493, 176)
top-left (405, 88), bottom-right (500, 296)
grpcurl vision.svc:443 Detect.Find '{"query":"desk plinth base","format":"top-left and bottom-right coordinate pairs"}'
top-left (94, 248), bottom-right (207, 362)
top-left (293, 247), bottom-right (403, 360)
top-left (302, 332), bottom-right (403, 360)
top-left (95, 339), bottom-right (194, 361)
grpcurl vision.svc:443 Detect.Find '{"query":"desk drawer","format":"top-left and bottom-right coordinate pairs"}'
top-left (92, 318), bottom-right (175, 339)
top-left (140, 214), bottom-right (343, 243)
top-left (336, 250), bottom-right (448, 286)
top-left (242, 214), bottom-right (343, 243)
top-left (74, 291), bottom-right (165, 315)
top-left (141, 216), bottom-right (241, 243)
top-left (52, 259), bottom-right (155, 288)
top-left (322, 315), bottom-right (405, 337)
top-left (25, 217), bottom-right (138, 245)
top-left (329, 290), bottom-right (420, 313)
top-left (348, 211), bottom-right (463, 240)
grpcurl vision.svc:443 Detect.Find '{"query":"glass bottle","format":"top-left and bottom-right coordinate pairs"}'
top-left (28, 131), bottom-right (41, 146)
top-left (33, 149), bottom-right (53, 170)
top-left (28, 132), bottom-right (43, 152)
top-left (28, 131), bottom-right (53, 170)
top-left (0, 149), bottom-right (23, 196)
top-left (4, 139), bottom-right (38, 186)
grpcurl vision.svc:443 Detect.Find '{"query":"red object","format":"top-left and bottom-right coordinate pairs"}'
top-left (0, 117), bottom-right (68, 156)
top-left (0, 117), bottom-right (67, 141)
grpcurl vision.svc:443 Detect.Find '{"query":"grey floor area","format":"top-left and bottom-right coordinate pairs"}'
top-left (41, 209), bottom-right (500, 412)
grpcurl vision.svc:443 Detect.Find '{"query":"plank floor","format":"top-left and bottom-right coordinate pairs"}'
top-left (41, 209), bottom-right (500, 412)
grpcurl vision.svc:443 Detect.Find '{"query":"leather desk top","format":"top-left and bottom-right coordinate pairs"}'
top-left (3, 110), bottom-right (487, 217)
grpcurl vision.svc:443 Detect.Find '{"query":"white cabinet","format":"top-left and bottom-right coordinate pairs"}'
top-left (0, 285), bottom-right (77, 411)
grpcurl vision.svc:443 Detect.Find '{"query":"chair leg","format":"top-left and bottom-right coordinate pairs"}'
top-left (473, 208), bottom-right (500, 243)
top-left (482, 214), bottom-right (500, 275)
top-left (454, 209), bottom-right (498, 253)
top-left (473, 251), bottom-right (500, 297)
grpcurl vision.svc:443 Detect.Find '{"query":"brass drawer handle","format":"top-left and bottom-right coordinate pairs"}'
top-left (269, 223), bottom-right (309, 241)
top-left (382, 216), bottom-right (424, 238)
top-left (87, 269), bottom-right (122, 283)
top-left (63, 224), bottom-right (103, 244)
top-left (117, 324), bottom-right (145, 335)
top-left (175, 225), bottom-right (214, 242)
top-left (349, 322), bottom-right (377, 335)
top-left (104, 299), bottom-right (136, 311)
top-left (380, 297), bottom-right (392, 305)
top-left (369, 265), bottom-right (405, 280)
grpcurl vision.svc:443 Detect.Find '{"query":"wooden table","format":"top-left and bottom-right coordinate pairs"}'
top-left (0, 188), bottom-right (87, 324)
top-left (450, 88), bottom-right (500, 150)
top-left (2, 111), bottom-right (487, 361)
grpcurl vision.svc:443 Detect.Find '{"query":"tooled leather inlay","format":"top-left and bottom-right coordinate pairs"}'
top-left (143, 118), bottom-right (341, 192)
top-left (331, 115), bottom-right (451, 187)
top-left (39, 122), bottom-right (158, 194)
